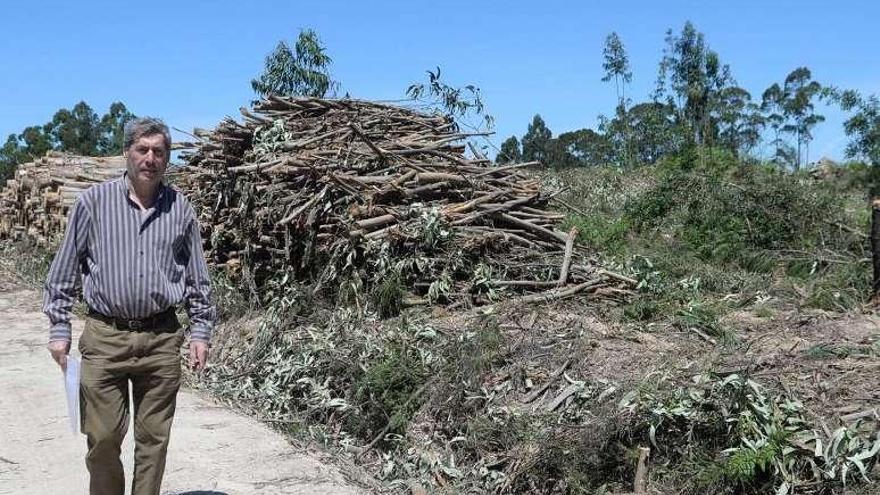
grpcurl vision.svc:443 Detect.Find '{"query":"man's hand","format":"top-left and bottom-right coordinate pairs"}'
top-left (47, 340), bottom-right (71, 372)
top-left (189, 340), bottom-right (209, 371)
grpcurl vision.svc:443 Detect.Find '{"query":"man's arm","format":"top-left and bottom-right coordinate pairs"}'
top-left (44, 198), bottom-right (90, 369)
top-left (183, 205), bottom-right (216, 370)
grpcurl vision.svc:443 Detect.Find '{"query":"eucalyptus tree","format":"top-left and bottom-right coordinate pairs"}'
top-left (251, 28), bottom-right (337, 99)
top-left (45, 101), bottom-right (102, 156)
top-left (715, 86), bottom-right (764, 158)
top-left (656, 21), bottom-right (734, 147)
top-left (828, 88), bottom-right (880, 297)
top-left (521, 115), bottom-right (552, 164)
top-left (835, 90), bottom-right (880, 167)
top-left (98, 102), bottom-right (136, 155)
top-left (761, 83), bottom-right (788, 165)
top-left (781, 67), bottom-right (823, 169)
top-left (602, 31), bottom-right (633, 165)
top-left (497, 136), bottom-right (522, 164)
top-left (602, 32), bottom-right (632, 108)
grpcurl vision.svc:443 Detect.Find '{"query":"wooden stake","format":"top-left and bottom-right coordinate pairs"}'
top-left (634, 446), bottom-right (650, 493)
top-left (558, 227), bottom-right (578, 286)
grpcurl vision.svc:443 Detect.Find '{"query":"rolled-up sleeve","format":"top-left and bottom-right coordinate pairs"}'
top-left (183, 206), bottom-right (215, 343)
top-left (43, 198), bottom-right (90, 342)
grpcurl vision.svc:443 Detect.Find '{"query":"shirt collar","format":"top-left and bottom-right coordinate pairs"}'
top-left (119, 172), bottom-right (167, 207)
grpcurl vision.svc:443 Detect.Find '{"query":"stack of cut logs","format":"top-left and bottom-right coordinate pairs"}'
top-left (0, 151), bottom-right (124, 246)
top-left (177, 95), bottom-right (634, 306)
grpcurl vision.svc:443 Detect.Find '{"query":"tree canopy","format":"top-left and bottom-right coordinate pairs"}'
top-left (521, 115), bottom-right (552, 163)
top-left (251, 28), bottom-right (337, 100)
top-left (498, 21), bottom-right (843, 172)
top-left (0, 101), bottom-right (135, 181)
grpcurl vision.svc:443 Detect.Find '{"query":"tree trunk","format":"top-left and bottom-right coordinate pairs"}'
top-left (774, 129), bottom-right (781, 165)
top-left (872, 199), bottom-right (880, 300)
top-left (806, 140), bottom-right (810, 168)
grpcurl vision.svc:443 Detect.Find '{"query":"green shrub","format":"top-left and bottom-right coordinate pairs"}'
top-left (555, 158), bottom-right (870, 326)
top-left (564, 214), bottom-right (630, 255)
top-left (350, 341), bottom-right (428, 439)
top-left (623, 297), bottom-right (665, 322)
top-left (620, 372), bottom-right (880, 494)
top-left (657, 145), bottom-right (740, 175)
top-left (372, 271), bottom-right (405, 317)
top-left (803, 260), bottom-right (871, 311)
top-left (624, 164), bottom-right (866, 282)
top-left (211, 268), bottom-right (253, 320)
top-left (802, 343), bottom-right (857, 360)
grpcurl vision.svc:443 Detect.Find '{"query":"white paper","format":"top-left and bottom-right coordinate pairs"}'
top-left (64, 354), bottom-right (81, 434)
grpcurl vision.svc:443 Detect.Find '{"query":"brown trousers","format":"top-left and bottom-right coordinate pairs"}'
top-left (79, 313), bottom-right (184, 495)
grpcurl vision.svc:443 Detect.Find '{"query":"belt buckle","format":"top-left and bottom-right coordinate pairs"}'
top-left (127, 319), bottom-right (144, 330)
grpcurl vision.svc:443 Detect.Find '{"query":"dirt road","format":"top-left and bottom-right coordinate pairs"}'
top-left (0, 284), bottom-right (363, 495)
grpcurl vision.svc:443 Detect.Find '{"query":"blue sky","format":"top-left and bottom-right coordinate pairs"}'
top-left (1, 0), bottom-right (878, 162)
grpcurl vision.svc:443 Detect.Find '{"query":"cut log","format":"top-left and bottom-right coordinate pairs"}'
top-left (0, 152), bottom-right (125, 245)
top-left (159, 95), bottom-right (636, 310)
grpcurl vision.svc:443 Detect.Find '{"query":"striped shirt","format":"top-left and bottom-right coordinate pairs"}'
top-left (43, 173), bottom-right (215, 343)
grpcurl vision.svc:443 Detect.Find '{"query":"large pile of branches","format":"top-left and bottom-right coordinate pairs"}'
top-left (179, 95), bottom-right (634, 309)
top-left (0, 152), bottom-right (124, 246)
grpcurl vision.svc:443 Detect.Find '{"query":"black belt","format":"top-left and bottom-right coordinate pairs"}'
top-left (87, 307), bottom-right (176, 330)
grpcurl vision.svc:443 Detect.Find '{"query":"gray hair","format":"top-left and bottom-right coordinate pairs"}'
top-left (123, 117), bottom-right (172, 152)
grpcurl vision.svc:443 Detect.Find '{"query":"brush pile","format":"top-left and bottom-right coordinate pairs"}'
top-left (178, 95), bottom-right (634, 308)
top-left (0, 152), bottom-right (124, 246)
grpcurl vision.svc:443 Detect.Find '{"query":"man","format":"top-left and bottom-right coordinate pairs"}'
top-left (43, 117), bottom-right (216, 495)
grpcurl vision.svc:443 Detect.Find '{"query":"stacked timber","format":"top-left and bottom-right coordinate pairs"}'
top-left (0, 151), bottom-right (124, 245)
top-left (177, 96), bottom-right (635, 307)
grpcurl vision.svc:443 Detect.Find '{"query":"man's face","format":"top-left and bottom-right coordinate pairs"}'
top-left (125, 134), bottom-right (168, 189)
